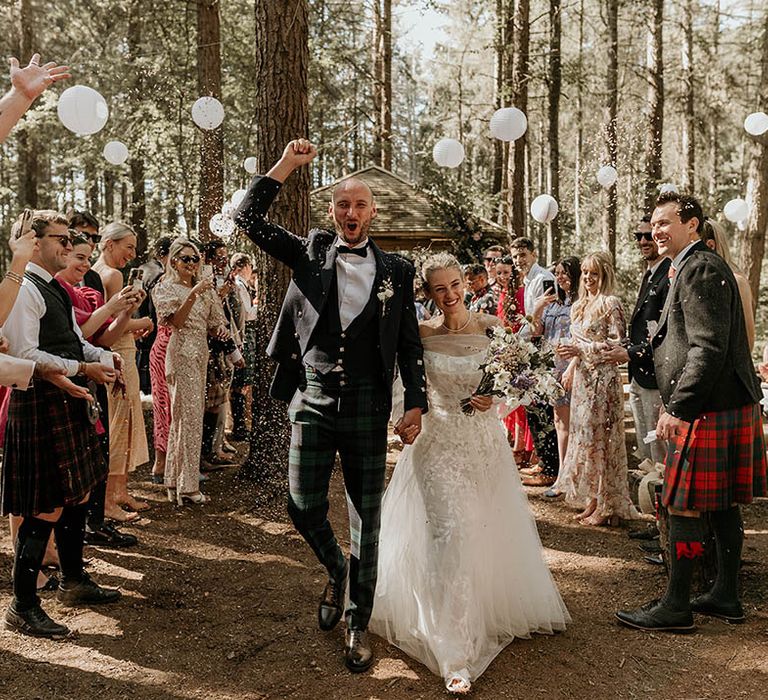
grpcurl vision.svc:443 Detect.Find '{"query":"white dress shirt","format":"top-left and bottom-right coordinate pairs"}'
top-left (334, 238), bottom-right (376, 330)
top-left (521, 262), bottom-right (555, 338)
top-left (2, 262), bottom-right (103, 376)
top-left (0, 355), bottom-right (34, 389)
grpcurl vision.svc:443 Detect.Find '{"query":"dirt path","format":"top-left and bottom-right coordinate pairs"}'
top-left (1, 446), bottom-right (767, 700)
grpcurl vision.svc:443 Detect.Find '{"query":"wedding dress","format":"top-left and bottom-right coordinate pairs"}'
top-left (370, 334), bottom-right (570, 688)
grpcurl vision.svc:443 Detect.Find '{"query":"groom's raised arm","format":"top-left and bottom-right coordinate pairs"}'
top-left (234, 140), bottom-right (318, 269)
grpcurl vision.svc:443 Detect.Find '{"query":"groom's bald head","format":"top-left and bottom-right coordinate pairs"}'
top-left (328, 177), bottom-right (377, 246)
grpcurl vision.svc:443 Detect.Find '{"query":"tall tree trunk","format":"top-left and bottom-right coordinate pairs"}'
top-left (547, 0), bottom-right (562, 263)
top-left (104, 170), bottom-right (115, 219)
top-left (506, 0), bottom-right (530, 239)
top-left (644, 0), bottom-right (664, 213)
top-left (372, 0), bottom-right (392, 170)
top-left (681, 0), bottom-right (696, 190)
top-left (492, 0), bottom-right (506, 201)
top-left (130, 159), bottom-right (147, 256)
top-left (602, 0), bottom-right (619, 260)
top-left (707, 0), bottom-right (720, 200)
top-left (243, 0), bottom-right (309, 485)
top-left (740, 10), bottom-right (768, 306)
top-left (574, 0), bottom-right (585, 239)
top-left (197, 0), bottom-right (224, 240)
top-left (16, 0), bottom-right (37, 208)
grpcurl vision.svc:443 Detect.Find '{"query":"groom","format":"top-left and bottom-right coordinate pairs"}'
top-left (234, 139), bottom-right (427, 672)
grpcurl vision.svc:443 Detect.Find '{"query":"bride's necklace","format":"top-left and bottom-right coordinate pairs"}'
top-left (441, 310), bottom-right (472, 333)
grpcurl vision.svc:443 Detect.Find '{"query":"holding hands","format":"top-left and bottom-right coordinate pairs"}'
top-left (395, 407), bottom-right (422, 445)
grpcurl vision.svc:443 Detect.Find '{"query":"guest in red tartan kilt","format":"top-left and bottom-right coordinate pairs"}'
top-left (617, 192), bottom-right (767, 633)
top-left (0, 210), bottom-right (123, 639)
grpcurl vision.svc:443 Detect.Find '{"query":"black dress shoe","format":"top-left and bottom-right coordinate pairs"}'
top-left (85, 523), bottom-right (138, 548)
top-left (318, 566), bottom-right (347, 631)
top-left (690, 593), bottom-right (745, 624)
top-left (629, 527), bottom-right (659, 541)
top-left (57, 572), bottom-right (122, 606)
top-left (615, 599), bottom-right (695, 632)
top-left (344, 629), bottom-right (374, 672)
top-left (3, 603), bottom-right (69, 639)
top-left (643, 554), bottom-right (664, 566)
top-left (639, 541), bottom-right (663, 554)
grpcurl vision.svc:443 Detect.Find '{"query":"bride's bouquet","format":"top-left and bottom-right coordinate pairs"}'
top-left (460, 325), bottom-right (564, 416)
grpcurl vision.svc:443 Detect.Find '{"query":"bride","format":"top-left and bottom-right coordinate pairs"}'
top-left (370, 253), bottom-right (570, 694)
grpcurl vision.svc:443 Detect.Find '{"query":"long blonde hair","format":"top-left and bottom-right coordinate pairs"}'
top-left (164, 237), bottom-right (201, 285)
top-left (701, 219), bottom-right (741, 273)
top-left (571, 251), bottom-right (616, 324)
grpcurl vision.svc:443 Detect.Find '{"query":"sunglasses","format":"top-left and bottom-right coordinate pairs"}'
top-left (43, 233), bottom-right (74, 247)
top-left (68, 228), bottom-right (101, 244)
top-left (176, 254), bottom-right (201, 264)
top-left (633, 231), bottom-right (653, 242)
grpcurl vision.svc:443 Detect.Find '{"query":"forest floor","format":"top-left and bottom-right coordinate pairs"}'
top-left (1, 438), bottom-right (768, 700)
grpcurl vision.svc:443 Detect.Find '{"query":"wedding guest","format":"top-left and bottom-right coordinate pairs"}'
top-left (2, 211), bottom-right (120, 639)
top-left (229, 252), bottom-right (258, 441)
top-left (136, 236), bottom-right (172, 394)
top-left (67, 210), bottom-right (104, 295)
top-left (200, 240), bottom-right (242, 468)
top-left (152, 238), bottom-right (229, 505)
top-left (0, 53), bottom-right (70, 144)
top-left (617, 192), bottom-right (766, 631)
top-left (553, 252), bottom-right (638, 526)
top-left (495, 256), bottom-right (534, 468)
top-left (602, 216), bottom-right (670, 467)
top-left (466, 264), bottom-right (496, 315)
top-left (530, 256), bottom-right (580, 482)
top-left (149, 321), bottom-right (172, 485)
top-left (510, 238), bottom-right (560, 487)
top-left (700, 219), bottom-right (755, 350)
top-left (93, 222), bottom-right (153, 521)
top-left (483, 245), bottom-right (504, 291)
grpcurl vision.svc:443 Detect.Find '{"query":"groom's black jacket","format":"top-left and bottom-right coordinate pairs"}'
top-left (234, 175), bottom-right (428, 413)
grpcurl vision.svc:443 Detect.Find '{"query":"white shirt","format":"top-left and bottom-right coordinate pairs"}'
top-left (235, 277), bottom-right (258, 324)
top-left (0, 355), bottom-right (34, 389)
top-left (522, 262), bottom-right (555, 338)
top-left (334, 238), bottom-right (376, 331)
top-left (670, 241), bottom-right (699, 273)
top-left (2, 262), bottom-right (103, 376)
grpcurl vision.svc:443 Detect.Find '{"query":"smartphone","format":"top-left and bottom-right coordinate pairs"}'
top-left (18, 208), bottom-right (33, 237)
top-left (542, 279), bottom-right (555, 295)
top-left (201, 264), bottom-right (214, 280)
top-left (128, 268), bottom-right (144, 291)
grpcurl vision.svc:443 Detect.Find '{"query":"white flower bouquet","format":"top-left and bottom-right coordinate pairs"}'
top-left (460, 325), bottom-right (564, 416)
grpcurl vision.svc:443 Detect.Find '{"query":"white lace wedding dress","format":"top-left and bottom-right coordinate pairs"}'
top-left (370, 334), bottom-right (570, 686)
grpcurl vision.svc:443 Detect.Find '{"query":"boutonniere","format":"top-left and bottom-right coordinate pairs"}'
top-left (377, 277), bottom-right (394, 317)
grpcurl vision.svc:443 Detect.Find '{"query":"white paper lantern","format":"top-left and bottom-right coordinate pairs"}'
top-left (57, 86), bottom-right (109, 135)
top-left (597, 165), bottom-right (618, 188)
top-left (191, 96), bottom-right (225, 130)
top-left (489, 107), bottom-right (527, 142)
top-left (209, 213), bottom-right (236, 238)
top-left (658, 182), bottom-right (678, 194)
top-left (102, 140), bottom-right (129, 165)
top-left (530, 194), bottom-right (559, 224)
top-left (432, 138), bottom-right (465, 168)
top-left (231, 189), bottom-right (247, 208)
top-left (243, 156), bottom-right (258, 174)
top-left (744, 112), bottom-right (768, 137)
top-left (723, 198), bottom-right (749, 223)
top-left (221, 201), bottom-right (235, 218)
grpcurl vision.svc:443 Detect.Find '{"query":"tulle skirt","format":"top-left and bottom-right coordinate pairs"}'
top-left (370, 406), bottom-right (570, 683)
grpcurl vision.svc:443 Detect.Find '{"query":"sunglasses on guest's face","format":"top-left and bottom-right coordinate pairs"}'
top-left (68, 228), bottom-right (101, 245)
top-left (633, 231), bottom-right (653, 242)
top-left (44, 233), bottom-right (74, 247)
top-left (176, 254), bottom-right (200, 264)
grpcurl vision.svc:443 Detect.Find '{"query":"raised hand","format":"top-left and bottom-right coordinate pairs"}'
top-left (10, 54), bottom-right (71, 101)
top-left (267, 139), bottom-right (318, 183)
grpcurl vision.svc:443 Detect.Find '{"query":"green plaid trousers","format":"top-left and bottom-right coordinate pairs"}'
top-left (287, 372), bottom-right (390, 630)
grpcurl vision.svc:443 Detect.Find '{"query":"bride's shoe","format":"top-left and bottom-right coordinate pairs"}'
top-left (445, 669), bottom-right (471, 695)
top-left (178, 491), bottom-right (210, 506)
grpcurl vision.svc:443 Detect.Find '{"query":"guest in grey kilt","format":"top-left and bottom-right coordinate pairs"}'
top-left (1, 210), bottom-right (122, 639)
top-left (235, 139), bottom-right (427, 673)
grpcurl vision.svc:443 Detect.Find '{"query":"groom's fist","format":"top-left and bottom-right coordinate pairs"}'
top-left (282, 139), bottom-right (317, 166)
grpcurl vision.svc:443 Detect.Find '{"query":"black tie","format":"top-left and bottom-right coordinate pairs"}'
top-left (637, 269), bottom-right (652, 301)
top-left (337, 244), bottom-right (368, 258)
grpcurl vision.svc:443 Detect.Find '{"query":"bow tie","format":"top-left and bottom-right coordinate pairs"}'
top-left (337, 244), bottom-right (368, 258)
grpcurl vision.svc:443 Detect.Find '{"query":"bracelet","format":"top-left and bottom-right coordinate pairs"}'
top-left (77, 361), bottom-right (87, 377)
top-left (5, 271), bottom-right (23, 286)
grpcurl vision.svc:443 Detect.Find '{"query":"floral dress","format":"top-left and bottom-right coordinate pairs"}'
top-left (554, 295), bottom-right (638, 519)
top-left (152, 280), bottom-right (226, 496)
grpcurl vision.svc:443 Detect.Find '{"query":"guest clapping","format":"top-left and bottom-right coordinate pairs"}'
top-left (553, 252), bottom-right (638, 526)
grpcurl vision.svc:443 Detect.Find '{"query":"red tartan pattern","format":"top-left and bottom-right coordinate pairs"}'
top-left (663, 403), bottom-right (768, 512)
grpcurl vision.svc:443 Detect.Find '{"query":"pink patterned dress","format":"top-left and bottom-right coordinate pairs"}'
top-left (149, 324), bottom-right (172, 453)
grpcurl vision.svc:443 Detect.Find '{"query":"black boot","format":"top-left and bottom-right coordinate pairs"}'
top-left (616, 514), bottom-right (701, 632)
top-left (230, 392), bottom-right (248, 441)
top-left (55, 504), bottom-right (121, 606)
top-left (201, 410), bottom-right (217, 460)
top-left (3, 517), bottom-right (69, 639)
top-left (691, 507), bottom-right (746, 623)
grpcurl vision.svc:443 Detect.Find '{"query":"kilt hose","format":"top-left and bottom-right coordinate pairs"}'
top-left (287, 371), bottom-right (390, 630)
top-left (663, 403), bottom-right (768, 512)
top-left (1, 381), bottom-right (107, 517)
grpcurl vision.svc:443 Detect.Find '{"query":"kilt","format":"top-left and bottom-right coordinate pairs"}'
top-left (1, 380), bottom-right (107, 516)
top-left (663, 403), bottom-right (768, 512)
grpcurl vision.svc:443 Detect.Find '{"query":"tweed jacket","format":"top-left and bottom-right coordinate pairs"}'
top-left (234, 175), bottom-right (428, 412)
top-left (651, 240), bottom-right (761, 423)
top-left (627, 257), bottom-right (671, 390)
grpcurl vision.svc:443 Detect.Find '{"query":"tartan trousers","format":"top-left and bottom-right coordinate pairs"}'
top-left (287, 372), bottom-right (390, 630)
